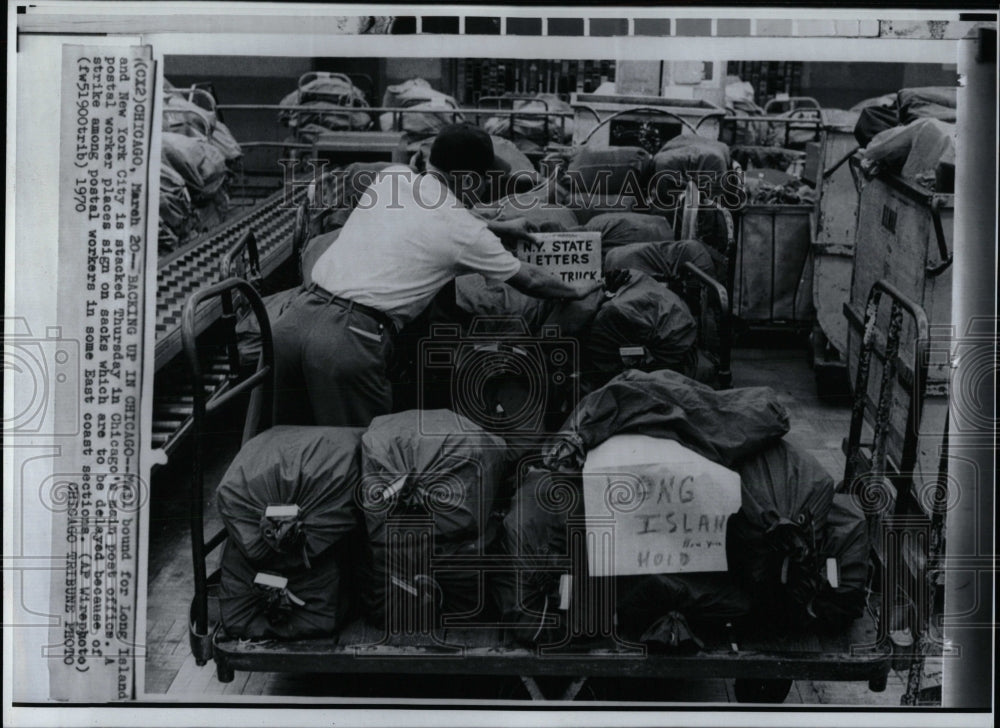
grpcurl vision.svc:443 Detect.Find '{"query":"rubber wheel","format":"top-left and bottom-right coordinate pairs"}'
top-left (733, 678), bottom-right (793, 703)
top-left (496, 675), bottom-right (602, 701)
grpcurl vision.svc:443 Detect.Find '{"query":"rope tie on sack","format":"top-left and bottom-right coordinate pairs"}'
top-left (253, 573), bottom-right (306, 625)
top-left (261, 504), bottom-right (311, 568)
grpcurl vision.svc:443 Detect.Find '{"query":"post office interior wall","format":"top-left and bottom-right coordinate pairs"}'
top-left (798, 62), bottom-right (958, 109)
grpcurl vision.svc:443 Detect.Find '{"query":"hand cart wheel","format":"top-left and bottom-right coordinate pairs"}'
top-left (733, 678), bottom-right (793, 703)
top-left (496, 675), bottom-right (601, 701)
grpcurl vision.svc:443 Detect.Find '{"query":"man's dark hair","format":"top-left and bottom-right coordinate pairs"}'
top-left (429, 123), bottom-right (496, 177)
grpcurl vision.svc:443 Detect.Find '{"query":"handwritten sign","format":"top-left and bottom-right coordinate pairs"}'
top-left (582, 434), bottom-right (741, 577)
top-left (515, 231), bottom-right (602, 282)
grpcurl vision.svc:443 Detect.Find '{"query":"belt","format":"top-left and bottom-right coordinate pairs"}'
top-left (305, 283), bottom-right (396, 335)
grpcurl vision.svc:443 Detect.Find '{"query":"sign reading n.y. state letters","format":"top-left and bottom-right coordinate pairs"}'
top-left (582, 434), bottom-right (741, 577)
top-left (515, 231), bottom-right (601, 282)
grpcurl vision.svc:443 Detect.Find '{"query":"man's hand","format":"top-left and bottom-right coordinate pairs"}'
top-left (488, 217), bottom-right (539, 245)
top-left (567, 278), bottom-right (604, 300)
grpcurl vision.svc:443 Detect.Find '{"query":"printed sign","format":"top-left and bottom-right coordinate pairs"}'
top-left (582, 434), bottom-right (741, 577)
top-left (515, 231), bottom-right (602, 282)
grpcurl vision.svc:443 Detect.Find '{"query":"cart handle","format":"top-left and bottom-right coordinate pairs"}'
top-left (219, 229), bottom-right (262, 290)
top-left (694, 111), bottom-right (729, 133)
top-left (181, 276), bottom-right (276, 640)
top-left (926, 197), bottom-right (954, 277)
top-left (577, 105), bottom-right (701, 145)
top-left (166, 87), bottom-right (218, 115)
top-left (763, 96), bottom-right (823, 117)
top-left (680, 260), bottom-right (729, 317)
top-left (823, 146), bottom-right (862, 180)
top-left (299, 71), bottom-right (355, 93)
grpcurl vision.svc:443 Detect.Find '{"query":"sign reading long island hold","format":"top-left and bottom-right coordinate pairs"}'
top-left (582, 434), bottom-right (741, 577)
top-left (515, 231), bottom-right (601, 281)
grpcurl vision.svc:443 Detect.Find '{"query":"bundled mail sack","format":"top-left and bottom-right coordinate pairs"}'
top-left (583, 212), bottom-right (674, 250)
top-left (158, 159), bottom-right (194, 250)
top-left (359, 410), bottom-right (510, 626)
top-left (544, 368), bottom-right (790, 471)
top-left (219, 540), bottom-right (351, 640)
top-left (491, 466), bottom-right (584, 646)
top-left (854, 104), bottom-right (899, 147)
top-left (162, 131), bottom-right (228, 202)
top-left (278, 74), bottom-right (372, 136)
top-left (217, 426), bottom-right (365, 570)
top-left (163, 93), bottom-right (243, 163)
top-left (564, 194), bottom-right (639, 225)
top-left (899, 120), bottom-right (956, 189)
top-left (477, 193), bottom-right (580, 232)
top-left (234, 286), bottom-right (301, 369)
top-left (616, 573), bottom-right (752, 652)
top-left (862, 118), bottom-right (955, 185)
top-left (809, 494), bottom-right (870, 632)
top-left (454, 274), bottom-right (602, 338)
top-left (651, 136), bottom-right (731, 189)
top-left (482, 94), bottom-right (574, 145)
top-left (485, 135), bottom-right (541, 202)
top-left (725, 440), bottom-right (837, 626)
top-left (379, 78), bottom-right (463, 141)
top-left (603, 240), bottom-right (716, 281)
top-left (565, 146), bottom-right (653, 199)
top-left (897, 86), bottom-right (957, 124)
top-left (587, 271), bottom-right (698, 379)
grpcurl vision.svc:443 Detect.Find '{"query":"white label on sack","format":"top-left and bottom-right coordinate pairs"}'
top-left (826, 557), bottom-right (839, 589)
top-left (254, 572), bottom-right (289, 590)
top-left (582, 434), bottom-right (741, 577)
top-left (558, 574), bottom-right (572, 610)
top-left (619, 346), bottom-right (646, 357)
top-left (264, 504), bottom-right (300, 519)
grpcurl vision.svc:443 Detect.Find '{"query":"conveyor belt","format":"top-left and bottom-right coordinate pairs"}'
top-left (151, 183), bottom-right (306, 459)
top-left (154, 184), bottom-right (306, 371)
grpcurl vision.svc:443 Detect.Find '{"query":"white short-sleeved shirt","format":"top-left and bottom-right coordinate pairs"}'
top-left (310, 165), bottom-right (521, 328)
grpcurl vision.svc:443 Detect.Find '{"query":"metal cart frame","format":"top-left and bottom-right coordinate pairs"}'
top-left (842, 278), bottom-right (948, 705)
top-left (177, 273), bottom-right (897, 703)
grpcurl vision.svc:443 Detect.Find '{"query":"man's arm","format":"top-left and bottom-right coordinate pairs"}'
top-left (506, 262), bottom-right (603, 300)
top-left (485, 217), bottom-right (536, 249)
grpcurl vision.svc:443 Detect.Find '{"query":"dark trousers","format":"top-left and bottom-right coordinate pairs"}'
top-left (272, 288), bottom-right (395, 428)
